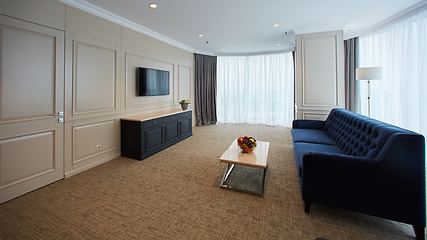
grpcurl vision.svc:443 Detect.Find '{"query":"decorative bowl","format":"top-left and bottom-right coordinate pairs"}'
top-left (237, 136), bottom-right (257, 153)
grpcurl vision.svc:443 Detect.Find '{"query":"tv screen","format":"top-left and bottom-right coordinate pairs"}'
top-left (137, 67), bottom-right (170, 96)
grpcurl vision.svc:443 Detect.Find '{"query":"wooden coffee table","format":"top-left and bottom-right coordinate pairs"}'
top-left (219, 139), bottom-right (270, 196)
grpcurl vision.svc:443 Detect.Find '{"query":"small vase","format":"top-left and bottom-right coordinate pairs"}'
top-left (181, 103), bottom-right (188, 110)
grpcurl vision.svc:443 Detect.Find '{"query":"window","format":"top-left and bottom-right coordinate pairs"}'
top-left (358, 9), bottom-right (427, 139)
top-left (217, 52), bottom-right (294, 127)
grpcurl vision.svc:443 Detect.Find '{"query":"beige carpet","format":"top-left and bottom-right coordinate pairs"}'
top-left (0, 123), bottom-right (417, 239)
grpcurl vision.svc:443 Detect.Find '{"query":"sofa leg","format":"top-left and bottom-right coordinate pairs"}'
top-left (304, 202), bottom-right (311, 213)
top-left (413, 226), bottom-right (425, 240)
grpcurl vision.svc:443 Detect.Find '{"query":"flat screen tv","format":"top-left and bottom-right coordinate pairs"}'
top-left (137, 67), bottom-right (170, 96)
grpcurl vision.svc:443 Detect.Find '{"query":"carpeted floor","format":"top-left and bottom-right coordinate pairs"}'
top-left (0, 123), bottom-right (417, 239)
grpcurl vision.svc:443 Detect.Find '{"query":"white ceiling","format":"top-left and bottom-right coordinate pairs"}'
top-left (64, 0), bottom-right (424, 55)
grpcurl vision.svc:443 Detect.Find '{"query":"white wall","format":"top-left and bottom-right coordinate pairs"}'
top-left (295, 30), bottom-right (345, 120)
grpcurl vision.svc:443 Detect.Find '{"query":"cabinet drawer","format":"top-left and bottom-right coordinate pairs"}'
top-left (164, 114), bottom-right (179, 123)
top-left (180, 111), bottom-right (191, 119)
top-left (143, 117), bottom-right (163, 129)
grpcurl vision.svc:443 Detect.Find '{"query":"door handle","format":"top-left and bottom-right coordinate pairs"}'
top-left (51, 112), bottom-right (64, 117)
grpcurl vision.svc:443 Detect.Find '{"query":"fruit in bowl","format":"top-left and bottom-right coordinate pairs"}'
top-left (237, 136), bottom-right (257, 153)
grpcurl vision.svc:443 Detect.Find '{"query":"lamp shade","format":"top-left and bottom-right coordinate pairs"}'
top-left (356, 67), bottom-right (383, 80)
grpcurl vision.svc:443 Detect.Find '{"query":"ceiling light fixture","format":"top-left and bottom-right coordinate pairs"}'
top-left (273, 24), bottom-right (280, 27)
top-left (221, 49), bottom-right (225, 51)
top-left (149, 3), bottom-right (157, 8)
top-left (277, 43), bottom-right (281, 46)
top-left (198, 34), bottom-right (203, 37)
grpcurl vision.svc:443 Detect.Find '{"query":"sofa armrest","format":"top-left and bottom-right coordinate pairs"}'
top-left (292, 120), bottom-right (325, 130)
top-left (302, 149), bottom-right (425, 227)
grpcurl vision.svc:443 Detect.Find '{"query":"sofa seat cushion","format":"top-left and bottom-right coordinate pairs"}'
top-left (291, 129), bottom-right (336, 145)
top-left (293, 142), bottom-right (344, 168)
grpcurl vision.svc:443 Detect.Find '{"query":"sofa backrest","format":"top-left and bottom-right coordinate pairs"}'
top-left (323, 108), bottom-right (406, 158)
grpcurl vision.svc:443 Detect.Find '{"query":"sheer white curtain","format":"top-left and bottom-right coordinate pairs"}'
top-left (358, 9), bottom-right (427, 139)
top-left (217, 52), bottom-right (294, 127)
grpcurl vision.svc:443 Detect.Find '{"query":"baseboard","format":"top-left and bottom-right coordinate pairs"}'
top-left (64, 153), bottom-right (121, 178)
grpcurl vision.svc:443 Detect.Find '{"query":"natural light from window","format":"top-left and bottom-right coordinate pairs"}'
top-left (216, 52), bottom-right (294, 127)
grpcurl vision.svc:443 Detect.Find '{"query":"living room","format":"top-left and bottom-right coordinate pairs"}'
top-left (0, 0), bottom-right (425, 239)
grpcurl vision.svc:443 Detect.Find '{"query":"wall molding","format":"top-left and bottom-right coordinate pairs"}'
top-left (59, 0), bottom-right (214, 55)
top-left (216, 47), bottom-right (295, 57)
top-left (301, 35), bottom-right (338, 108)
top-left (72, 119), bottom-right (116, 164)
top-left (72, 40), bottom-right (117, 115)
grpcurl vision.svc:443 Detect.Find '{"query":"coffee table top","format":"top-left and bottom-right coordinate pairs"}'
top-left (219, 140), bottom-right (269, 169)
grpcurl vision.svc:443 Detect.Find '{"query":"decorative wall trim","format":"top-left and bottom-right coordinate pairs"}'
top-left (215, 47), bottom-right (295, 57)
top-left (302, 112), bottom-right (329, 121)
top-left (301, 35), bottom-right (338, 108)
top-left (72, 119), bottom-right (116, 164)
top-left (0, 131), bottom-right (55, 189)
top-left (59, 0), bottom-right (214, 55)
top-left (124, 52), bottom-right (175, 109)
top-left (178, 64), bottom-right (192, 102)
top-left (72, 40), bottom-right (117, 115)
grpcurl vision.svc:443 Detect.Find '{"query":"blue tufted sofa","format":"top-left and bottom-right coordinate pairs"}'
top-left (291, 108), bottom-right (426, 239)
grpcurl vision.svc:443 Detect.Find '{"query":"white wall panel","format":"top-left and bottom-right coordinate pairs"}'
top-left (64, 115), bottom-right (120, 177)
top-left (303, 112), bottom-right (329, 121)
top-left (122, 27), bottom-right (176, 60)
top-left (0, 131), bottom-right (54, 188)
top-left (302, 36), bottom-right (337, 107)
top-left (0, 0), bottom-right (65, 30)
top-left (73, 40), bottom-right (116, 114)
top-left (295, 31), bottom-right (344, 120)
top-left (73, 120), bottom-right (116, 163)
top-left (178, 65), bottom-right (191, 101)
top-left (124, 50), bottom-right (175, 110)
top-left (65, 6), bottom-right (121, 45)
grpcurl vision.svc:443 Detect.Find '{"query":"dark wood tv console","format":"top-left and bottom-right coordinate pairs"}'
top-left (120, 109), bottom-right (192, 160)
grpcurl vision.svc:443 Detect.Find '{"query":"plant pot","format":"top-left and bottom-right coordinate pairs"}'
top-left (181, 103), bottom-right (188, 110)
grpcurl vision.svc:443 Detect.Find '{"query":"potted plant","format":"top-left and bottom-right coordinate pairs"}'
top-left (179, 99), bottom-right (190, 110)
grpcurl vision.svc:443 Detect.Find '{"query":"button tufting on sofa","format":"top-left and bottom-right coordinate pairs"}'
top-left (291, 108), bottom-right (426, 240)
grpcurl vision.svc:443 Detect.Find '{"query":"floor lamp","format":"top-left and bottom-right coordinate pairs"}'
top-left (356, 67), bottom-right (382, 117)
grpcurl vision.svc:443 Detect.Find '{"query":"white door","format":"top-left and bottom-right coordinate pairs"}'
top-left (0, 15), bottom-right (64, 203)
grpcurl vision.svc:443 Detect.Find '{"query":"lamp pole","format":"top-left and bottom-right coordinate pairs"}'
top-left (367, 79), bottom-right (370, 117)
top-left (356, 67), bottom-right (382, 118)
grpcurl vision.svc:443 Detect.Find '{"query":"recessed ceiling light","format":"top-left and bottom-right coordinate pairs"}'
top-left (277, 43), bottom-right (281, 46)
top-left (149, 3), bottom-right (157, 8)
top-left (273, 24), bottom-right (280, 27)
top-left (221, 49), bottom-right (225, 51)
top-left (198, 34), bottom-right (203, 37)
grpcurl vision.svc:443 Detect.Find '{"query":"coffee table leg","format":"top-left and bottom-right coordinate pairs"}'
top-left (220, 164), bottom-right (268, 196)
top-left (261, 165), bottom-right (268, 195)
top-left (220, 163), bottom-right (235, 186)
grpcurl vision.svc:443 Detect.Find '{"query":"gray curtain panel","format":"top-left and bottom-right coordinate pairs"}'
top-left (344, 37), bottom-right (359, 112)
top-left (195, 54), bottom-right (217, 126)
